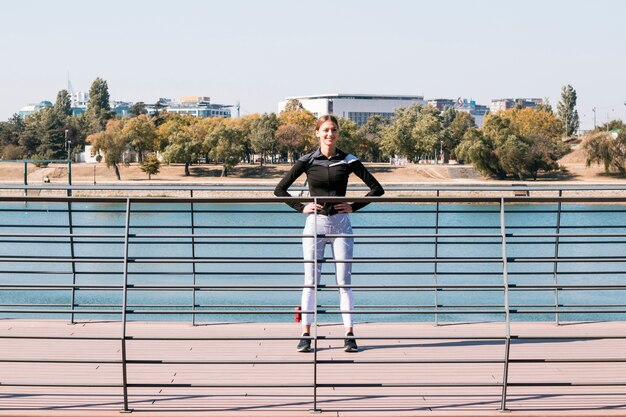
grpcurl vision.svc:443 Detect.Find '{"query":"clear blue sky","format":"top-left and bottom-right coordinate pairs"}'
top-left (1, 0), bottom-right (624, 130)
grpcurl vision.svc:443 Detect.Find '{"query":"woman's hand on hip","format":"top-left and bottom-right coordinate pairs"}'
top-left (334, 202), bottom-right (353, 213)
top-left (303, 203), bottom-right (323, 213)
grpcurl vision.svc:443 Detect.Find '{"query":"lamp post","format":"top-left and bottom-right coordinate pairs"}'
top-left (592, 107), bottom-right (597, 129)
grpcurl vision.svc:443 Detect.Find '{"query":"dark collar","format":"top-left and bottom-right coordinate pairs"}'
top-left (312, 148), bottom-right (346, 160)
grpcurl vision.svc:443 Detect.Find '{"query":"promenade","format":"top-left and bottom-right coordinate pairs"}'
top-left (1, 319), bottom-right (625, 416)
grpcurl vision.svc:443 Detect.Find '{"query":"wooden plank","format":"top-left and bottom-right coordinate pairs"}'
top-left (0, 319), bottom-right (625, 416)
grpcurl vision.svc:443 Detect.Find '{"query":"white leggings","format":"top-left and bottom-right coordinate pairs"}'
top-left (301, 213), bottom-right (354, 327)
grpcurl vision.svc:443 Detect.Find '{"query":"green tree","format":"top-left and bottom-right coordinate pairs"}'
top-left (249, 114), bottom-right (278, 165)
top-left (583, 122), bottom-right (626, 176)
top-left (335, 117), bottom-right (361, 156)
top-left (0, 114), bottom-right (25, 154)
top-left (456, 128), bottom-right (505, 178)
top-left (162, 130), bottom-right (203, 176)
top-left (122, 115), bottom-right (157, 163)
top-left (87, 119), bottom-right (128, 180)
top-left (557, 84), bottom-right (579, 137)
top-left (458, 109), bottom-right (567, 179)
top-left (18, 112), bottom-right (43, 157)
top-left (356, 114), bottom-right (388, 162)
top-left (140, 153), bottom-right (161, 179)
top-left (442, 108), bottom-right (475, 163)
top-left (86, 77), bottom-right (114, 133)
top-left (381, 105), bottom-right (443, 162)
top-left (206, 123), bottom-right (244, 176)
top-left (129, 102), bottom-right (148, 116)
top-left (36, 107), bottom-right (66, 159)
top-left (535, 97), bottom-right (553, 113)
top-left (54, 89), bottom-right (72, 118)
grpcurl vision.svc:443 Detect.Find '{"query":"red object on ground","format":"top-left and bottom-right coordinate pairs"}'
top-left (294, 306), bottom-right (301, 322)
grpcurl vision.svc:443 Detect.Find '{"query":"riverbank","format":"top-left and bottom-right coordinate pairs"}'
top-left (1, 157), bottom-right (625, 198)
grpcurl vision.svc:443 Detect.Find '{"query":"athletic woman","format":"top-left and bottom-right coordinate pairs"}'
top-left (274, 115), bottom-right (384, 352)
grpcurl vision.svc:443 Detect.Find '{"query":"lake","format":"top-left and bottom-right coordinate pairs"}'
top-left (1, 201), bottom-right (625, 323)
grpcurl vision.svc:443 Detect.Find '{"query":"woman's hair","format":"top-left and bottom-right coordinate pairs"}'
top-left (315, 114), bottom-right (339, 131)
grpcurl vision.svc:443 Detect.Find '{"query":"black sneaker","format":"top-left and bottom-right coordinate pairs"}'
top-left (344, 332), bottom-right (358, 352)
top-left (297, 333), bottom-right (311, 352)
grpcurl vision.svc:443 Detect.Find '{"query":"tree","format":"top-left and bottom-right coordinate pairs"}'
top-left (535, 97), bottom-right (553, 114)
top-left (140, 153), bottom-right (161, 180)
top-left (335, 117), bottom-right (361, 156)
top-left (129, 102), bottom-right (148, 116)
top-left (557, 84), bottom-right (579, 137)
top-left (583, 122), bottom-right (626, 176)
top-left (87, 119), bottom-right (128, 180)
top-left (283, 99), bottom-right (305, 112)
top-left (276, 123), bottom-right (308, 163)
top-left (36, 107), bottom-right (66, 159)
top-left (18, 112), bottom-right (43, 157)
top-left (442, 108), bottom-right (475, 163)
top-left (86, 77), bottom-right (114, 133)
top-left (457, 108), bottom-right (567, 180)
top-left (249, 114), bottom-right (278, 165)
top-left (54, 89), bottom-right (72, 118)
top-left (122, 115), bottom-right (157, 163)
top-left (356, 114), bottom-right (388, 162)
top-left (205, 122), bottom-right (244, 176)
top-left (162, 129), bottom-right (203, 176)
top-left (456, 128), bottom-right (505, 178)
top-left (381, 105), bottom-right (444, 162)
top-left (0, 114), bottom-right (25, 156)
top-left (277, 108), bottom-right (316, 162)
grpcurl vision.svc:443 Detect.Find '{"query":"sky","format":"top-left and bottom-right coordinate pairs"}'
top-left (1, 0), bottom-right (624, 131)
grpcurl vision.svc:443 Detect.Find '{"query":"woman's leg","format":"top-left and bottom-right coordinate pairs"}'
top-left (331, 214), bottom-right (354, 331)
top-left (301, 215), bottom-right (326, 332)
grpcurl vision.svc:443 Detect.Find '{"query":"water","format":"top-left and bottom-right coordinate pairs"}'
top-left (1, 201), bottom-right (625, 323)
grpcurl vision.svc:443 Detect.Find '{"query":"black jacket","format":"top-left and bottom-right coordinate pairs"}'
top-left (274, 148), bottom-right (384, 215)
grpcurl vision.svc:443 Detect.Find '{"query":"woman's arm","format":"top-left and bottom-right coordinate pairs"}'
top-left (274, 160), bottom-right (308, 212)
top-left (349, 160), bottom-right (384, 212)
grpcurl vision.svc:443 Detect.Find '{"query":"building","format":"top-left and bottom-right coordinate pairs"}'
top-left (427, 98), bottom-right (490, 127)
top-left (147, 96), bottom-right (232, 118)
top-left (278, 93), bottom-right (426, 127)
top-left (18, 101), bottom-right (52, 117)
top-left (490, 98), bottom-right (544, 113)
top-left (427, 99), bottom-right (456, 110)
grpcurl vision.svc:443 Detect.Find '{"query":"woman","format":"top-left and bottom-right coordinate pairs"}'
top-left (274, 115), bottom-right (384, 352)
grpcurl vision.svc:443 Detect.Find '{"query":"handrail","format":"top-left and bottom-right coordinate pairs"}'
top-left (0, 193), bottom-right (625, 413)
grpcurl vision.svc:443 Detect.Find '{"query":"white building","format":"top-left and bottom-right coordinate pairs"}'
top-left (147, 96), bottom-right (232, 118)
top-left (278, 93), bottom-right (425, 127)
top-left (490, 98), bottom-right (544, 113)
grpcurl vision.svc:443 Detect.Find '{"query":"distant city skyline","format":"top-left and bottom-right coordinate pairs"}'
top-left (1, 0), bottom-right (625, 131)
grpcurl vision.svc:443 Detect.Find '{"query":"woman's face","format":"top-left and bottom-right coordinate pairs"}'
top-left (316, 120), bottom-right (339, 148)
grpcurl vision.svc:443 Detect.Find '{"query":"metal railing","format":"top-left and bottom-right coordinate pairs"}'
top-left (0, 186), bottom-right (625, 412)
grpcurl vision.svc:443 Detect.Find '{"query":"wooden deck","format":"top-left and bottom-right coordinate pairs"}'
top-left (1, 319), bottom-right (626, 416)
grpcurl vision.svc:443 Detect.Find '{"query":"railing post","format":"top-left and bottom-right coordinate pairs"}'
top-left (434, 191), bottom-right (440, 326)
top-left (23, 160), bottom-right (27, 197)
top-left (67, 201), bottom-right (77, 324)
top-left (67, 159), bottom-right (72, 197)
top-left (120, 198), bottom-right (132, 412)
top-left (190, 190), bottom-right (197, 326)
top-left (499, 197), bottom-right (511, 412)
top-left (553, 190), bottom-right (563, 325)
top-left (310, 197), bottom-right (321, 413)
